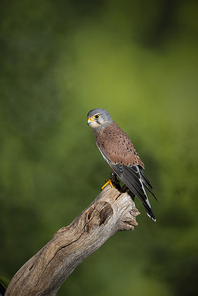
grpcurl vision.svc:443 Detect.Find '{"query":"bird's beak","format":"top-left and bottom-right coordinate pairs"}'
top-left (87, 117), bottom-right (94, 126)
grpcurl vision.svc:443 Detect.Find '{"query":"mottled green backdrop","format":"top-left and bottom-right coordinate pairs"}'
top-left (0, 0), bottom-right (198, 295)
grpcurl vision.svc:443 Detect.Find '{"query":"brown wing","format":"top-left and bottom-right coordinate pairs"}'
top-left (95, 121), bottom-right (144, 168)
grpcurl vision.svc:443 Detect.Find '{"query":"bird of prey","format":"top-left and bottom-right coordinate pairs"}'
top-left (87, 108), bottom-right (157, 221)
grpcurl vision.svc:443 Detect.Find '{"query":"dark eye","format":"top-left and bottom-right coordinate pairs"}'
top-left (94, 114), bottom-right (99, 119)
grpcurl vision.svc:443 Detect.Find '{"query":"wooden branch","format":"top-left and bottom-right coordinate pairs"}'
top-left (5, 185), bottom-right (140, 296)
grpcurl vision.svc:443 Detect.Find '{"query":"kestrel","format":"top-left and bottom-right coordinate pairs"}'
top-left (87, 108), bottom-right (157, 221)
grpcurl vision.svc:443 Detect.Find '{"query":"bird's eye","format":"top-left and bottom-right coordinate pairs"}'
top-left (94, 114), bottom-right (99, 119)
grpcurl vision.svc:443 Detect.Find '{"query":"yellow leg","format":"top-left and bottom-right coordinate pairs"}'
top-left (101, 179), bottom-right (114, 190)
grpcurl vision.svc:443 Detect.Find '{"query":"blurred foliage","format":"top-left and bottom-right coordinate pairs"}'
top-left (0, 0), bottom-right (198, 295)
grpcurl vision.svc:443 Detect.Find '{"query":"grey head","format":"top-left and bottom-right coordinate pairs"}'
top-left (87, 108), bottom-right (113, 129)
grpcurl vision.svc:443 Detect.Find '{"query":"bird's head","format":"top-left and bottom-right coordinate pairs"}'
top-left (87, 108), bottom-right (113, 129)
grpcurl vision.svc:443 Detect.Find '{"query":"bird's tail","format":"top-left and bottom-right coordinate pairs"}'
top-left (139, 168), bottom-right (157, 221)
top-left (142, 199), bottom-right (156, 221)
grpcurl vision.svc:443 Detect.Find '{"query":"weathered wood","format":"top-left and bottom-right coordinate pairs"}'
top-left (5, 185), bottom-right (140, 296)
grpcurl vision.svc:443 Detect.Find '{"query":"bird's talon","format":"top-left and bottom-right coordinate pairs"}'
top-left (101, 179), bottom-right (113, 190)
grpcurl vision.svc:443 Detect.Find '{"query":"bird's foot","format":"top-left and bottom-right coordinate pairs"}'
top-left (101, 172), bottom-right (121, 190)
top-left (101, 179), bottom-right (113, 190)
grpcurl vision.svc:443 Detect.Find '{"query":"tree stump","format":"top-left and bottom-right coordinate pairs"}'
top-left (5, 185), bottom-right (140, 296)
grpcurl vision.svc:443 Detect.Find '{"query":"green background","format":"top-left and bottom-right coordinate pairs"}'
top-left (1, 0), bottom-right (198, 295)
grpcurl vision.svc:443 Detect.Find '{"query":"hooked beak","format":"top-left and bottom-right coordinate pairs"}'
top-left (87, 117), bottom-right (94, 126)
